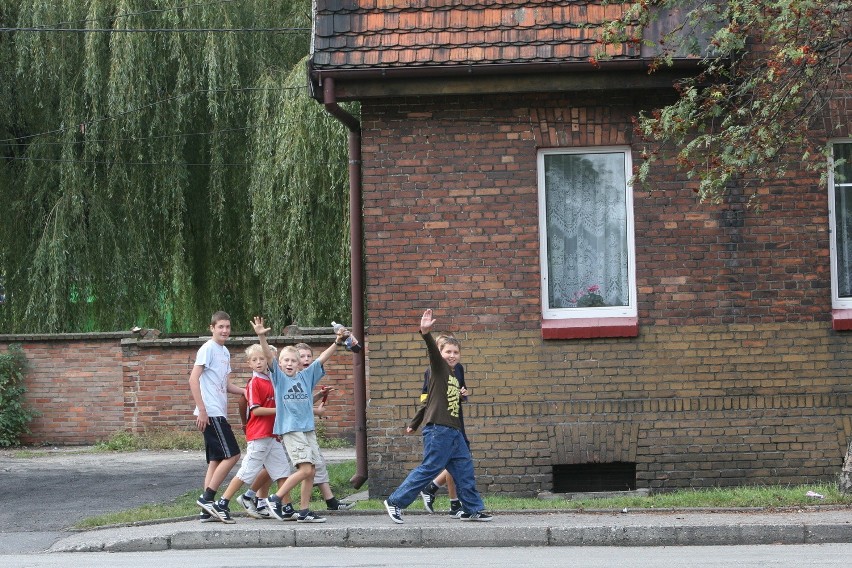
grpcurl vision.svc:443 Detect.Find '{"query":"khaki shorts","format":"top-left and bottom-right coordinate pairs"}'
top-left (281, 430), bottom-right (321, 467)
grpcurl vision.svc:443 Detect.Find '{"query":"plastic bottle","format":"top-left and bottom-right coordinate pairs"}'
top-left (331, 321), bottom-right (362, 353)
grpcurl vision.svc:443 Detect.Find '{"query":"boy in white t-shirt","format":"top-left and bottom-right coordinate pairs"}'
top-left (188, 311), bottom-right (245, 523)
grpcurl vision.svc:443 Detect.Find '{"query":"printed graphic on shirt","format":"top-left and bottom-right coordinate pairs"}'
top-left (282, 381), bottom-right (309, 401)
top-left (447, 374), bottom-right (461, 418)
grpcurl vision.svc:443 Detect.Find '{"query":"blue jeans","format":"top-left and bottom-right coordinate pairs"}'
top-left (388, 424), bottom-right (485, 513)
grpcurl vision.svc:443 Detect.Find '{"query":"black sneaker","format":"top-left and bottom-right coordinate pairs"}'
top-left (420, 490), bottom-right (436, 513)
top-left (328, 501), bottom-right (356, 511)
top-left (214, 500), bottom-right (235, 524)
top-left (255, 504), bottom-right (271, 519)
top-left (196, 496), bottom-right (221, 521)
top-left (198, 511), bottom-right (216, 522)
top-left (383, 499), bottom-right (403, 524)
top-left (297, 510), bottom-right (326, 523)
top-left (237, 494), bottom-right (264, 519)
top-left (282, 503), bottom-right (299, 521)
top-left (267, 496), bottom-right (287, 521)
top-left (459, 511), bottom-right (493, 522)
top-left (448, 502), bottom-right (463, 518)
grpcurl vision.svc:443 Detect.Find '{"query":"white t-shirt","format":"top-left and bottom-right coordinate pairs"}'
top-left (193, 339), bottom-right (231, 418)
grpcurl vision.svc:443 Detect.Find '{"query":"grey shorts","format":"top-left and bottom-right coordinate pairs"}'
top-left (235, 437), bottom-right (294, 483)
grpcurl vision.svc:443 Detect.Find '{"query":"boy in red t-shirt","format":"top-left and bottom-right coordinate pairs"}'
top-left (215, 344), bottom-right (298, 522)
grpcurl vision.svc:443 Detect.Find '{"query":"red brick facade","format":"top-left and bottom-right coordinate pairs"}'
top-left (1, 333), bottom-right (358, 446)
top-left (360, 92), bottom-right (852, 497)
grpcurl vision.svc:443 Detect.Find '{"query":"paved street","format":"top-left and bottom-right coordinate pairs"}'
top-left (0, 449), bottom-right (202, 553)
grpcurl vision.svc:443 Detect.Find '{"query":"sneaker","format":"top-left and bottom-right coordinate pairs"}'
top-left (255, 504), bottom-right (271, 518)
top-left (448, 502), bottom-right (463, 518)
top-left (283, 503), bottom-right (300, 520)
top-left (266, 497), bottom-right (287, 521)
top-left (198, 511), bottom-right (216, 522)
top-left (196, 496), bottom-right (220, 521)
top-left (383, 499), bottom-right (403, 524)
top-left (328, 501), bottom-right (356, 511)
top-left (420, 490), bottom-right (436, 513)
top-left (459, 511), bottom-right (493, 522)
top-left (213, 500), bottom-right (235, 524)
top-left (297, 510), bottom-right (327, 523)
top-left (238, 494), bottom-right (264, 519)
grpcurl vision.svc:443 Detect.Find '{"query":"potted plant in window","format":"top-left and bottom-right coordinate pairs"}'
top-left (572, 284), bottom-right (607, 307)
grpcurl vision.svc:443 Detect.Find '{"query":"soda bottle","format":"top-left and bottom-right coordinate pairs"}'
top-left (331, 321), bottom-right (362, 353)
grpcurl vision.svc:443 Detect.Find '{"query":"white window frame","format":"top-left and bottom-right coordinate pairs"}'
top-left (828, 138), bottom-right (852, 309)
top-left (537, 146), bottom-right (638, 320)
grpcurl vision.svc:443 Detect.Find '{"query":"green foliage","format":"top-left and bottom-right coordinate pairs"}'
top-left (0, 344), bottom-right (37, 446)
top-left (0, 0), bottom-right (351, 334)
top-left (247, 58), bottom-right (355, 327)
top-left (601, 0), bottom-right (852, 205)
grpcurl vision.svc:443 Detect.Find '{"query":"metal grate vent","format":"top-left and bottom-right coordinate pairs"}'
top-left (552, 462), bottom-right (637, 492)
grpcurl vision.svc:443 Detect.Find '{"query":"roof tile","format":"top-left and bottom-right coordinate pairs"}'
top-left (314, 0), bottom-right (693, 70)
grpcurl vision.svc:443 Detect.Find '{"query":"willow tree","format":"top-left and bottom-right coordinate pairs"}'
top-left (247, 58), bottom-right (353, 329)
top-left (0, 0), bottom-right (351, 333)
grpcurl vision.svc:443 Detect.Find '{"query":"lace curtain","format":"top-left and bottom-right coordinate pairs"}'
top-left (835, 143), bottom-right (852, 297)
top-left (544, 152), bottom-right (629, 309)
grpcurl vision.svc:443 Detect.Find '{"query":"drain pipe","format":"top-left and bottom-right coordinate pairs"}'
top-left (322, 77), bottom-right (367, 488)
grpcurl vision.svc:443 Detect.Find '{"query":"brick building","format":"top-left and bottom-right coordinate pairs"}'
top-left (309, 1), bottom-right (852, 497)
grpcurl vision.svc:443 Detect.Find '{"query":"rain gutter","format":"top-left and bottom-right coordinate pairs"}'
top-left (321, 77), bottom-right (367, 488)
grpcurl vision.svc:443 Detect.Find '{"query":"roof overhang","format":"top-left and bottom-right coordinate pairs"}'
top-left (308, 58), bottom-right (703, 102)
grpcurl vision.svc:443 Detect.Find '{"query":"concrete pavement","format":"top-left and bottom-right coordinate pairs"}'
top-left (48, 506), bottom-right (852, 552)
top-left (4, 447), bottom-right (851, 553)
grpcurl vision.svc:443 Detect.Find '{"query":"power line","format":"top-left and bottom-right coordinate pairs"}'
top-left (0, 26), bottom-right (309, 33)
top-left (1, 155), bottom-right (347, 168)
top-left (49, 0), bottom-right (244, 27)
top-left (2, 0), bottom-right (308, 33)
top-left (0, 85), bottom-right (309, 145)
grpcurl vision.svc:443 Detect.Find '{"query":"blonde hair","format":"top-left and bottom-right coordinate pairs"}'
top-left (437, 334), bottom-right (460, 351)
top-left (244, 344), bottom-right (265, 358)
top-left (278, 345), bottom-right (299, 364)
top-left (294, 342), bottom-right (312, 353)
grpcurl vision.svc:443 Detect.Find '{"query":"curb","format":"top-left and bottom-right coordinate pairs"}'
top-left (49, 511), bottom-right (852, 552)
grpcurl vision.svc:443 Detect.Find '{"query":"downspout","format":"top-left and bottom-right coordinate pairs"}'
top-left (322, 77), bottom-right (368, 488)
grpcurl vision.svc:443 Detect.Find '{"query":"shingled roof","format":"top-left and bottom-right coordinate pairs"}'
top-left (312, 0), bottom-right (640, 70)
top-left (309, 0), bottom-right (705, 101)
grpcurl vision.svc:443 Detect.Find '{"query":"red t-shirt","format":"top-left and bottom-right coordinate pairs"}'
top-left (245, 372), bottom-right (276, 442)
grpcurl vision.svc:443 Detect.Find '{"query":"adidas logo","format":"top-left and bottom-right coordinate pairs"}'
top-left (283, 383), bottom-right (309, 400)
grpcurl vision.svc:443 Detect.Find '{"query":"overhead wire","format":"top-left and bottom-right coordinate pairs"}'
top-left (0, 85), bottom-right (310, 145)
top-left (0, 0), bottom-right (311, 34)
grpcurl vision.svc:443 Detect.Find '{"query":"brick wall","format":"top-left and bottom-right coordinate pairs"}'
top-left (360, 92), bottom-right (852, 497)
top-left (1, 332), bottom-right (358, 446)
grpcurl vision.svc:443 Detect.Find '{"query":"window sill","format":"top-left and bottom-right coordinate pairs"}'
top-left (541, 317), bottom-right (639, 340)
top-left (832, 309), bottom-right (852, 331)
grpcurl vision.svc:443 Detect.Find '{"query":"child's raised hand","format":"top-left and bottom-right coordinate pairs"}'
top-left (251, 316), bottom-right (271, 336)
top-left (420, 309), bottom-right (435, 333)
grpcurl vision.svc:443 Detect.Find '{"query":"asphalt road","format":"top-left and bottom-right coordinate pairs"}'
top-left (0, 448), bottom-right (203, 553)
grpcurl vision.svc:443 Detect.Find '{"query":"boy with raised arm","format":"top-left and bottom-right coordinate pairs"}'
top-left (252, 316), bottom-right (352, 523)
top-left (383, 309), bottom-right (492, 523)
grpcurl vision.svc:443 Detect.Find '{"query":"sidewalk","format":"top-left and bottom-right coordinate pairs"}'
top-left (50, 506), bottom-right (852, 552)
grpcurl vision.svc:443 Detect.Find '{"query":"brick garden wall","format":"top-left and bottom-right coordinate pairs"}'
top-left (359, 92), bottom-right (852, 497)
top-left (1, 332), bottom-right (358, 446)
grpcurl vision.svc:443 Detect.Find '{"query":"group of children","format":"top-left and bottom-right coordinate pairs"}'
top-left (188, 312), bottom-right (356, 524)
top-left (188, 308), bottom-right (492, 525)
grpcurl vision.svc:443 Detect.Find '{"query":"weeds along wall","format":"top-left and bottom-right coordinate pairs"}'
top-left (0, 332), bottom-right (358, 446)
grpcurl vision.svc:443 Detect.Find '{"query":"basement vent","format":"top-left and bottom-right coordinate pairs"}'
top-left (553, 462), bottom-right (637, 493)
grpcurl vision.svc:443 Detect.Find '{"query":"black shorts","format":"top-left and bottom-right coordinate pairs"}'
top-left (202, 416), bottom-right (241, 463)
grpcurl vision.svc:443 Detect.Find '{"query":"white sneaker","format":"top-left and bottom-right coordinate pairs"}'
top-left (238, 494), bottom-right (264, 519)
